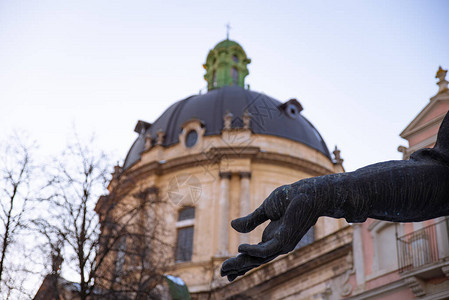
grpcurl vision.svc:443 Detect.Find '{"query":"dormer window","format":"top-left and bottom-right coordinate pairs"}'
top-left (232, 55), bottom-right (239, 63)
top-left (279, 98), bottom-right (304, 119)
top-left (179, 118), bottom-right (205, 149)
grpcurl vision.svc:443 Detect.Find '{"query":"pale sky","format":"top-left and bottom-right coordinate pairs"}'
top-left (1, 0), bottom-right (449, 171)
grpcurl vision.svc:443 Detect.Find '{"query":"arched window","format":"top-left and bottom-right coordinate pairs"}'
top-left (231, 67), bottom-right (238, 85)
top-left (175, 207), bottom-right (195, 262)
top-left (232, 55), bottom-right (239, 63)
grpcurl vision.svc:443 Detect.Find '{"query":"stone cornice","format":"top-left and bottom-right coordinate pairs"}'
top-left (401, 112), bottom-right (446, 139)
top-left (345, 279), bottom-right (406, 300)
top-left (400, 98), bottom-right (449, 139)
top-left (211, 226), bottom-right (353, 298)
top-left (408, 135), bottom-right (437, 153)
top-left (118, 147), bottom-right (335, 188)
top-left (254, 151), bottom-right (334, 176)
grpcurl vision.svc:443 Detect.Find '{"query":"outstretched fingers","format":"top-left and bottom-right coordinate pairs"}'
top-left (238, 238), bottom-right (282, 258)
top-left (221, 253), bottom-right (278, 281)
top-left (231, 206), bottom-right (268, 233)
top-left (226, 265), bottom-right (253, 282)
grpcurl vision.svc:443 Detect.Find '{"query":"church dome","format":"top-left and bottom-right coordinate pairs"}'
top-left (105, 38), bottom-right (347, 300)
top-left (123, 85), bottom-right (331, 169)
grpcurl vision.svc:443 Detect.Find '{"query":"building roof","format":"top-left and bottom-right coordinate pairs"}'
top-left (123, 86), bottom-right (331, 169)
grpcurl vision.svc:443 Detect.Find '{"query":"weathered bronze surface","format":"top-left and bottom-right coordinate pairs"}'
top-left (222, 112), bottom-right (449, 281)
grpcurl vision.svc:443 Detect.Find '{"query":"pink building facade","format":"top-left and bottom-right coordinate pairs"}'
top-left (344, 67), bottom-right (449, 299)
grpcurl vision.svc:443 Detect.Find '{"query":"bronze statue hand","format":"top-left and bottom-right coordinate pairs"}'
top-left (222, 112), bottom-right (449, 282)
top-left (221, 185), bottom-right (320, 281)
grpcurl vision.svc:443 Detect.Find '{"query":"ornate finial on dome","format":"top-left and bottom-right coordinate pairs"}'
top-left (398, 145), bottom-right (409, 160)
top-left (243, 110), bottom-right (251, 129)
top-left (112, 162), bottom-right (122, 179)
top-left (333, 146), bottom-right (344, 165)
top-left (226, 23), bottom-right (231, 40)
top-left (203, 39), bottom-right (251, 91)
top-left (144, 132), bottom-right (152, 150)
top-left (436, 66), bottom-right (448, 94)
top-left (223, 110), bottom-right (233, 130)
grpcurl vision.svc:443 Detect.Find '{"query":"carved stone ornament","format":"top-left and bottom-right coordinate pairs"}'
top-left (112, 163), bottom-right (122, 179)
top-left (397, 145), bottom-right (409, 160)
top-left (144, 132), bottom-right (152, 150)
top-left (156, 129), bottom-right (165, 146)
top-left (333, 146), bottom-right (343, 165)
top-left (243, 110), bottom-right (251, 130)
top-left (223, 110), bottom-right (233, 130)
top-left (404, 276), bottom-right (426, 297)
top-left (436, 66), bottom-right (448, 93)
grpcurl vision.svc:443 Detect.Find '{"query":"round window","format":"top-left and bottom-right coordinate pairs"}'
top-left (185, 130), bottom-right (198, 148)
top-left (286, 103), bottom-right (299, 119)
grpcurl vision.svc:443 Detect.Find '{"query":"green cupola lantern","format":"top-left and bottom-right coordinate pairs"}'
top-left (203, 39), bottom-right (251, 91)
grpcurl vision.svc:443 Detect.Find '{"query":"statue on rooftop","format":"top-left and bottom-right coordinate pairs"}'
top-left (221, 112), bottom-right (449, 282)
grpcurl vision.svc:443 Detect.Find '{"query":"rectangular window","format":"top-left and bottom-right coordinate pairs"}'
top-left (115, 235), bottom-right (127, 279)
top-left (175, 226), bottom-right (194, 262)
top-left (178, 207), bottom-right (195, 221)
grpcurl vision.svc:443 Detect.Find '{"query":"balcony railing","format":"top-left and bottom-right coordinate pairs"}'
top-left (396, 218), bottom-right (449, 273)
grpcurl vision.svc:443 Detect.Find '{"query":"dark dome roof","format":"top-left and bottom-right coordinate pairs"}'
top-left (123, 86), bottom-right (331, 169)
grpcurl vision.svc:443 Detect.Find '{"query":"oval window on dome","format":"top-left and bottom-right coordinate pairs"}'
top-left (185, 130), bottom-right (198, 148)
top-left (286, 103), bottom-right (299, 119)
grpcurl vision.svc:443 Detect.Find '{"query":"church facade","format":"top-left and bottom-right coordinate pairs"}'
top-left (35, 39), bottom-right (449, 300)
top-left (100, 39), bottom-right (353, 299)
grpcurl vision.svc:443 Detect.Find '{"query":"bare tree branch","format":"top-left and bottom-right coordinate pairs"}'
top-left (0, 132), bottom-right (38, 299)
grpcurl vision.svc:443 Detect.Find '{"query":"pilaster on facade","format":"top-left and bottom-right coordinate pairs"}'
top-left (216, 171), bottom-right (232, 257)
top-left (351, 223), bottom-right (365, 288)
top-left (216, 167), bottom-right (253, 253)
top-left (340, 251), bottom-right (354, 297)
top-left (435, 217), bottom-right (449, 259)
top-left (238, 171), bottom-right (251, 245)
